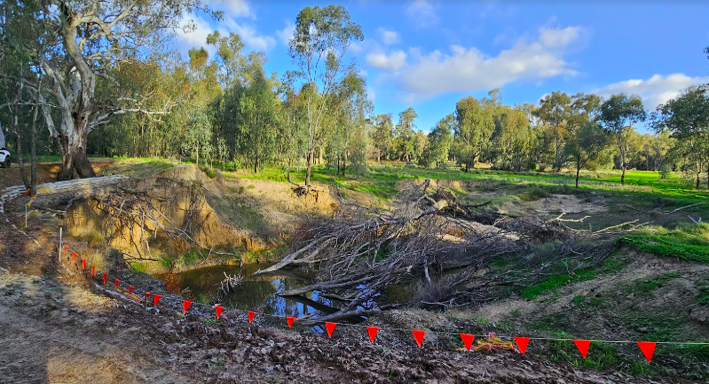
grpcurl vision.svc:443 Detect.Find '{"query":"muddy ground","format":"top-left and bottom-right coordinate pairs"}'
top-left (1, 163), bottom-right (707, 383)
top-left (0, 197), bottom-right (700, 383)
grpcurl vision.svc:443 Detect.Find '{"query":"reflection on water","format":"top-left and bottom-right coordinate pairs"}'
top-left (158, 263), bottom-right (342, 318)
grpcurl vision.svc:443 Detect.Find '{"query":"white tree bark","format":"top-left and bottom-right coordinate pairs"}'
top-left (0, 120), bottom-right (5, 148)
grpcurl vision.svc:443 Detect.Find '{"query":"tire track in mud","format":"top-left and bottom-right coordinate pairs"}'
top-left (0, 303), bottom-right (194, 384)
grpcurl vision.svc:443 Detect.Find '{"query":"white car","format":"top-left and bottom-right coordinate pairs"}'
top-left (0, 148), bottom-right (11, 168)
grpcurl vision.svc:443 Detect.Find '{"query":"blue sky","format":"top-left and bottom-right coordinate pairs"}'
top-left (175, 0), bottom-right (709, 132)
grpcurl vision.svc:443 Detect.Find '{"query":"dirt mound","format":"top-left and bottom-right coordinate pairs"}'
top-left (60, 164), bottom-right (342, 265)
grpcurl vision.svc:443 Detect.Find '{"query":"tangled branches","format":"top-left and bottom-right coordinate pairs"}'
top-left (75, 184), bottom-right (233, 263)
top-left (216, 272), bottom-right (244, 302)
top-left (256, 180), bottom-right (636, 324)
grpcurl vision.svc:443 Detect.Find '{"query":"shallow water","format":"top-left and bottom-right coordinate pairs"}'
top-left (158, 263), bottom-right (342, 318)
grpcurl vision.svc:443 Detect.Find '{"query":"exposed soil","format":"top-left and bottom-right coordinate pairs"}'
top-left (1, 165), bottom-right (707, 383)
top-left (0, 270), bottom-right (695, 384)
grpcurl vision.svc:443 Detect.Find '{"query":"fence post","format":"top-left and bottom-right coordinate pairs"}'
top-left (58, 227), bottom-right (62, 264)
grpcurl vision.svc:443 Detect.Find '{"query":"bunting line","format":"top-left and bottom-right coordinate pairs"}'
top-left (7, 224), bottom-right (709, 364)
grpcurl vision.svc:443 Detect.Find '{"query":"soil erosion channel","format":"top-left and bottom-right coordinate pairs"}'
top-left (158, 263), bottom-right (345, 320)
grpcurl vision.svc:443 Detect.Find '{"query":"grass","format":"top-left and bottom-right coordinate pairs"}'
top-left (627, 272), bottom-right (681, 295)
top-left (101, 158), bottom-right (173, 177)
top-left (697, 278), bottom-right (709, 305)
top-left (521, 268), bottom-right (597, 299)
top-left (621, 223), bottom-right (709, 264)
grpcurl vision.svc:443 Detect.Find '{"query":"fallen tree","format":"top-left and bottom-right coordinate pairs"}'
top-left (257, 180), bottom-right (629, 325)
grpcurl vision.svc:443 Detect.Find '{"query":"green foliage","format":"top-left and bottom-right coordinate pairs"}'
top-left (627, 272), bottom-right (681, 294)
top-left (453, 92), bottom-right (499, 171)
top-left (517, 186), bottom-right (551, 201)
top-left (695, 278), bottom-right (709, 305)
top-left (420, 114), bottom-right (454, 168)
top-left (621, 224), bottom-right (709, 264)
top-left (521, 268), bottom-right (596, 299)
top-left (131, 262), bottom-right (148, 273)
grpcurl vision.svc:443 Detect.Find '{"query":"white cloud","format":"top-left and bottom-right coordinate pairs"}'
top-left (539, 26), bottom-right (580, 48)
top-left (223, 17), bottom-right (276, 51)
top-left (176, 4), bottom-right (275, 53)
top-left (177, 15), bottom-right (217, 52)
top-left (207, 0), bottom-right (252, 19)
top-left (594, 74), bottom-right (709, 110)
top-left (380, 28), bottom-right (401, 45)
top-left (277, 21), bottom-right (295, 46)
top-left (367, 50), bottom-right (408, 71)
top-left (406, 0), bottom-right (439, 28)
top-left (395, 26), bottom-right (582, 103)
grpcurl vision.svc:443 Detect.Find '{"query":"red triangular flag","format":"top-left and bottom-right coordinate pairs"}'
top-left (325, 322), bottom-right (336, 338)
top-left (82, 259), bottom-right (86, 270)
top-left (460, 333), bottom-right (475, 351)
top-left (515, 337), bottom-right (530, 354)
top-left (637, 342), bottom-right (656, 362)
top-left (128, 285), bottom-right (134, 294)
top-left (91, 265), bottom-right (95, 277)
top-left (72, 252), bottom-right (77, 262)
top-left (215, 305), bottom-right (223, 319)
top-left (574, 340), bottom-right (591, 359)
top-left (153, 294), bottom-right (161, 306)
top-left (63, 245), bottom-right (68, 254)
top-left (412, 330), bottom-right (426, 349)
top-left (367, 327), bottom-right (379, 343)
top-left (103, 272), bottom-right (107, 285)
top-left (183, 300), bottom-right (192, 314)
top-left (248, 311), bottom-right (256, 323)
top-left (115, 279), bottom-right (119, 288)
top-left (286, 316), bottom-right (296, 328)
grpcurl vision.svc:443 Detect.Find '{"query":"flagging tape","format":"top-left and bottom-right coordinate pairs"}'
top-left (25, 232), bottom-right (709, 362)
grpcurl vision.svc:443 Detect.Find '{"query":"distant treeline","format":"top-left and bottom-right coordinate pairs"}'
top-left (1, 3), bottom-right (707, 189)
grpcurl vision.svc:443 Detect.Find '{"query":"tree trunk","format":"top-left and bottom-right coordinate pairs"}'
top-left (14, 126), bottom-right (30, 190)
top-left (697, 162), bottom-right (701, 189)
top-left (0, 120), bottom-right (5, 148)
top-left (30, 92), bottom-right (40, 196)
top-left (305, 148), bottom-right (314, 186)
top-left (619, 140), bottom-right (626, 186)
top-left (575, 167), bottom-right (580, 188)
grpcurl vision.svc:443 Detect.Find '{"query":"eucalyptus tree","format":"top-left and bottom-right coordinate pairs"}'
top-left (289, 5), bottom-right (364, 186)
top-left (453, 92), bottom-right (497, 171)
top-left (599, 93), bottom-right (647, 185)
top-left (235, 56), bottom-right (280, 173)
top-left (394, 107), bottom-right (418, 162)
top-left (420, 114), bottom-right (454, 168)
top-left (371, 114), bottom-right (394, 162)
top-left (206, 31), bottom-right (247, 88)
top-left (534, 91), bottom-right (572, 171)
top-left (492, 107), bottom-right (533, 171)
top-left (0, 0), bottom-right (209, 180)
top-left (653, 84), bottom-right (709, 188)
top-left (564, 121), bottom-right (612, 188)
